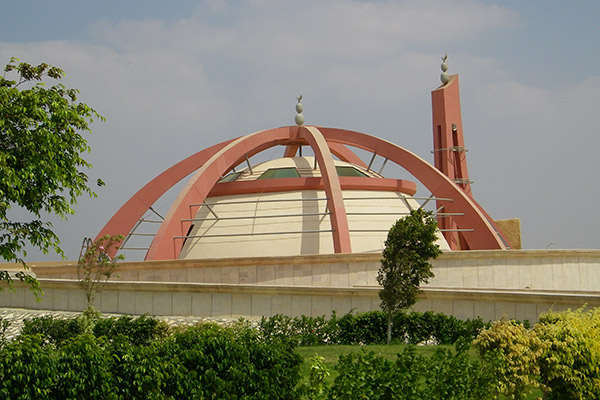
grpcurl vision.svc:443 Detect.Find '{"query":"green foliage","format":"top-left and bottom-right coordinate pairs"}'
top-left (77, 234), bottom-right (125, 309)
top-left (1, 321), bottom-right (303, 398)
top-left (327, 342), bottom-right (492, 400)
top-left (330, 350), bottom-right (402, 399)
top-left (258, 313), bottom-right (338, 346)
top-left (106, 336), bottom-right (184, 398)
top-left (0, 269), bottom-right (43, 299)
top-left (55, 334), bottom-right (117, 399)
top-left (20, 313), bottom-right (168, 347)
top-left (93, 314), bottom-right (169, 346)
top-left (378, 208), bottom-right (442, 343)
top-left (21, 315), bottom-right (85, 345)
top-left (335, 310), bottom-right (387, 345)
top-left (473, 308), bottom-right (600, 400)
top-left (534, 307), bottom-right (600, 400)
top-left (0, 58), bottom-right (103, 266)
top-left (0, 334), bottom-right (57, 399)
top-left (421, 340), bottom-right (493, 399)
top-left (394, 311), bottom-right (489, 345)
top-left (473, 318), bottom-right (543, 400)
top-left (300, 354), bottom-right (331, 400)
top-left (0, 318), bottom-right (9, 349)
top-left (258, 310), bottom-right (489, 346)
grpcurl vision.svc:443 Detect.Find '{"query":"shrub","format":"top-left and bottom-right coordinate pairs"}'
top-left (54, 334), bottom-right (117, 399)
top-left (473, 318), bottom-right (543, 400)
top-left (106, 335), bottom-right (184, 399)
top-left (1, 322), bottom-right (303, 399)
top-left (0, 334), bottom-right (57, 399)
top-left (21, 315), bottom-right (85, 345)
top-left (259, 310), bottom-right (489, 346)
top-left (300, 354), bottom-right (331, 400)
top-left (0, 318), bottom-right (9, 348)
top-left (534, 307), bottom-right (600, 400)
top-left (349, 311), bottom-right (387, 344)
top-left (330, 350), bottom-right (402, 399)
top-left (172, 322), bottom-right (303, 399)
top-left (326, 343), bottom-right (492, 400)
top-left (92, 314), bottom-right (169, 345)
top-left (421, 339), bottom-right (493, 400)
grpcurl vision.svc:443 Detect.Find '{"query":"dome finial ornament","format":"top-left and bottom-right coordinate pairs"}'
top-left (295, 92), bottom-right (304, 126)
top-left (440, 53), bottom-right (449, 85)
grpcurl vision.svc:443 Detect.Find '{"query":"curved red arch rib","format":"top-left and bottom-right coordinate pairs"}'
top-left (99, 125), bottom-right (505, 260)
top-left (94, 139), bottom-right (235, 258)
top-left (145, 127), bottom-right (297, 260)
top-left (318, 127), bottom-right (506, 250)
top-left (299, 126), bottom-right (352, 254)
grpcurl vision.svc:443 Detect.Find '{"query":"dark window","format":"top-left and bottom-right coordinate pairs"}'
top-left (218, 172), bottom-right (242, 183)
top-left (335, 166), bottom-right (368, 177)
top-left (257, 167), bottom-right (301, 179)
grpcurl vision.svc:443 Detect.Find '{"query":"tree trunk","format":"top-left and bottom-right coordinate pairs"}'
top-left (387, 310), bottom-right (392, 345)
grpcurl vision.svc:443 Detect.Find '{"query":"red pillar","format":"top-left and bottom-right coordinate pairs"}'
top-left (432, 74), bottom-right (472, 249)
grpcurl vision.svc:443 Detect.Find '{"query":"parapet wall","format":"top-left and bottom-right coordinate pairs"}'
top-left (1, 249), bottom-right (599, 323)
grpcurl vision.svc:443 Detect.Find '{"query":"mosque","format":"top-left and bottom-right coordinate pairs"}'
top-left (3, 58), bottom-right (599, 322)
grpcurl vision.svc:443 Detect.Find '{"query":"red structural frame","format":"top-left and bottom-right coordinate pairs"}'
top-left (96, 73), bottom-right (510, 258)
top-left (96, 125), bottom-right (508, 260)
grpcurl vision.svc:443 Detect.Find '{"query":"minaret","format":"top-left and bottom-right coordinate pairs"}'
top-left (431, 54), bottom-right (472, 197)
top-left (431, 55), bottom-right (473, 249)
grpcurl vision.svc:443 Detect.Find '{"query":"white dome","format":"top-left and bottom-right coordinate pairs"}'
top-left (179, 157), bottom-right (450, 259)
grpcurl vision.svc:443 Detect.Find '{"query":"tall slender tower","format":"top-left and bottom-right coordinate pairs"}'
top-left (431, 55), bottom-right (473, 249)
top-left (431, 55), bottom-right (472, 195)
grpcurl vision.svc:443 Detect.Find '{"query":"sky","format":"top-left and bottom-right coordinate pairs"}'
top-left (1, 0), bottom-right (599, 261)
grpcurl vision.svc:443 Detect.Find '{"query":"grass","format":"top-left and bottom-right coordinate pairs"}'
top-left (296, 343), bottom-right (446, 383)
top-left (296, 344), bottom-right (543, 400)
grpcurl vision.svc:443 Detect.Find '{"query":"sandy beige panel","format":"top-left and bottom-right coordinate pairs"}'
top-left (311, 296), bottom-right (332, 317)
top-left (238, 265), bottom-right (257, 284)
top-left (231, 293), bottom-right (252, 317)
top-left (331, 296), bottom-right (353, 315)
top-left (251, 294), bottom-right (272, 317)
top-left (172, 292), bottom-right (192, 315)
top-left (291, 295), bottom-right (312, 317)
top-left (135, 291), bottom-right (155, 315)
top-left (211, 293), bottom-right (232, 317)
top-left (271, 295), bottom-right (293, 316)
top-left (99, 290), bottom-right (119, 314)
top-left (330, 263), bottom-right (349, 287)
top-left (191, 293), bottom-right (212, 317)
top-left (275, 265), bottom-right (294, 286)
top-left (117, 291), bottom-right (136, 314)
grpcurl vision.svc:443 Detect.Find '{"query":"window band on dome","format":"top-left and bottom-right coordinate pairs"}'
top-left (257, 167), bottom-right (301, 180)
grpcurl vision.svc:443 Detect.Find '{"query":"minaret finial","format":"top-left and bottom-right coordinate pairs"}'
top-left (295, 93), bottom-right (304, 125)
top-left (440, 53), bottom-right (449, 84)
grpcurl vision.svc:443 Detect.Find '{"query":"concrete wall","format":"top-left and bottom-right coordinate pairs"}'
top-left (2, 250), bottom-right (599, 322)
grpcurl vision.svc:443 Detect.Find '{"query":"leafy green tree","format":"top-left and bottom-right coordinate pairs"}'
top-left (377, 208), bottom-right (442, 344)
top-left (0, 58), bottom-right (102, 290)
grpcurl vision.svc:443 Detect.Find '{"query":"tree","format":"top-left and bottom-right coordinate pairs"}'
top-left (377, 208), bottom-right (442, 344)
top-left (0, 58), bottom-right (102, 290)
top-left (77, 235), bottom-right (124, 312)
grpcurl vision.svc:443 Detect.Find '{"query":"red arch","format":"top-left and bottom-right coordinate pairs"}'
top-left (317, 127), bottom-right (506, 250)
top-left (145, 127), bottom-right (294, 259)
top-left (94, 139), bottom-right (235, 258)
top-left (97, 125), bottom-right (507, 260)
top-left (299, 126), bottom-right (351, 253)
top-left (145, 126), bottom-right (356, 260)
